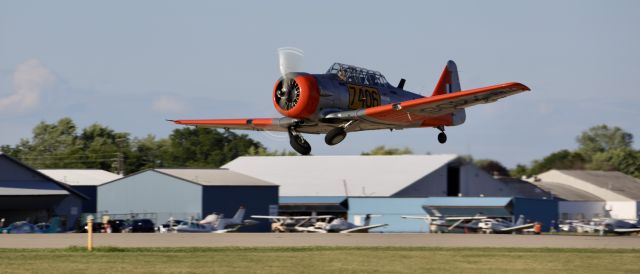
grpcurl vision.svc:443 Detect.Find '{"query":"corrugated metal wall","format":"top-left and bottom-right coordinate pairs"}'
top-left (202, 186), bottom-right (278, 232)
top-left (98, 170), bottom-right (202, 224)
top-left (513, 198), bottom-right (558, 232)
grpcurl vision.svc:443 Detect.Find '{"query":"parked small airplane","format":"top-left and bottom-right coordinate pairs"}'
top-left (175, 207), bottom-right (257, 233)
top-left (0, 217), bottom-right (61, 234)
top-left (250, 215), bottom-right (334, 233)
top-left (402, 215), bottom-right (487, 233)
top-left (576, 218), bottom-right (640, 235)
top-left (171, 47), bottom-right (530, 155)
top-left (476, 215), bottom-right (535, 234)
top-left (319, 214), bottom-right (387, 233)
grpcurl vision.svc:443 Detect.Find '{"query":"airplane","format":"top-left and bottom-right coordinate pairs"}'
top-left (402, 214), bottom-right (487, 233)
top-left (576, 219), bottom-right (640, 235)
top-left (476, 215), bottom-right (535, 234)
top-left (250, 215), bottom-right (334, 233)
top-left (170, 47), bottom-right (530, 155)
top-left (319, 214), bottom-right (387, 233)
top-left (175, 207), bottom-right (257, 233)
top-left (0, 217), bottom-right (61, 234)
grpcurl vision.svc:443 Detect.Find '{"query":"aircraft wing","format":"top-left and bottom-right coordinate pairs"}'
top-left (250, 215), bottom-right (333, 220)
top-left (340, 224), bottom-right (388, 233)
top-left (614, 228), bottom-right (640, 233)
top-left (325, 82), bottom-right (529, 126)
top-left (498, 223), bottom-right (535, 232)
top-left (170, 118), bottom-right (296, 132)
top-left (401, 215), bottom-right (486, 220)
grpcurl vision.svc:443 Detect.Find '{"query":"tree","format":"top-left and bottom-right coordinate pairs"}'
top-left (474, 159), bottom-right (510, 177)
top-left (528, 150), bottom-right (587, 175)
top-left (361, 146), bottom-right (413, 155)
top-left (164, 128), bottom-right (265, 168)
top-left (577, 124), bottom-right (633, 161)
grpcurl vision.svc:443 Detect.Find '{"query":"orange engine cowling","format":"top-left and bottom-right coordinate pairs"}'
top-left (272, 74), bottom-right (320, 119)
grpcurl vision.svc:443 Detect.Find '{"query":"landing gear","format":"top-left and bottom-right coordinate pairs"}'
top-left (288, 127), bottom-right (311, 155)
top-left (437, 126), bottom-right (447, 144)
top-left (325, 127), bottom-right (347, 146)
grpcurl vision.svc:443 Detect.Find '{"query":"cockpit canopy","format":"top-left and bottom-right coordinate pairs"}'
top-left (326, 63), bottom-right (389, 87)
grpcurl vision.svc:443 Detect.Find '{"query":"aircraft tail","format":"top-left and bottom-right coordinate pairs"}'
top-left (432, 60), bottom-right (465, 126)
top-left (231, 207), bottom-right (246, 223)
top-left (431, 60), bottom-right (461, 97)
top-left (364, 214), bottom-right (372, 226)
top-left (514, 215), bottom-right (525, 226)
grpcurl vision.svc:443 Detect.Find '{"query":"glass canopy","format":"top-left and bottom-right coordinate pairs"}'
top-left (326, 63), bottom-right (389, 87)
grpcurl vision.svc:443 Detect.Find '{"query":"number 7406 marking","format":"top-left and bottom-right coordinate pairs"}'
top-left (348, 85), bottom-right (381, 109)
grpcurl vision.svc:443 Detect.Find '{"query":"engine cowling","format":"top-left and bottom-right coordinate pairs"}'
top-left (272, 74), bottom-right (320, 119)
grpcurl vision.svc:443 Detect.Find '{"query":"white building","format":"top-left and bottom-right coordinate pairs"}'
top-left (529, 170), bottom-right (640, 220)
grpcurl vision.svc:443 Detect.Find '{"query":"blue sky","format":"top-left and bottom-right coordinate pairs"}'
top-left (1, 0), bottom-right (638, 168)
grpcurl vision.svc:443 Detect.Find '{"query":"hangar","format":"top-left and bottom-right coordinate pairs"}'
top-left (223, 155), bottom-right (549, 215)
top-left (528, 169), bottom-right (640, 220)
top-left (38, 169), bottom-right (121, 213)
top-left (97, 168), bottom-right (278, 232)
top-left (0, 153), bottom-right (86, 231)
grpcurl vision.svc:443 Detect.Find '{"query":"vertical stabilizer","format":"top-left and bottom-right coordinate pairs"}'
top-left (231, 207), bottom-right (246, 224)
top-left (515, 215), bottom-right (525, 226)
top-left (431, 60), bottom-right (461, 97)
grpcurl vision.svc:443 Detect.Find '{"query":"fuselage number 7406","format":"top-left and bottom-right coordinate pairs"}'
top-left (348, 84), bottom-right (381, 109)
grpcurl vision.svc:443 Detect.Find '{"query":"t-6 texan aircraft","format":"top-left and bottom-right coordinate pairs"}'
top-left (171, 48), bottom-right (530, 155)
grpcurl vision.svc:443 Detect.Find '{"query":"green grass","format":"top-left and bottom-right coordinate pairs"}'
top-left (1, 247), bottom-right (639, 274)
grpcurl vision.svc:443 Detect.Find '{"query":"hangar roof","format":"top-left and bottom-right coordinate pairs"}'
top-left (558, 170), bottom-right (640, 200)
top-left (0, 181), bottom-right (69, 195)
top-left (222, 155), bottom-right (459, 196)
top-left (154, 169), bottom-right (276, 186)
top-left (526, 180), bottom-right (603, 201)
top-left (38, 169), bottom-right (122, 186)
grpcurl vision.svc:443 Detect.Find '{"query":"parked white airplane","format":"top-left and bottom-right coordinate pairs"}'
top-left (402, 215), bottom-right (487, 233)
top-left (316, 214), bottom-right (387, 233)
top-left (476, 215), bottom-right (535, 234)
top-left (576, 218), bottom-right (640, 235)
top-left (175, 207), bottom-right (257, 233)
top-left (251, 215), bottom-right (333, 233)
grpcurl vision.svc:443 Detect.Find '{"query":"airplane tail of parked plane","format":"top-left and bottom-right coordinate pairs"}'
top-left (514, 215), bottom-right (525, 226)
top-left (231, 207), bottom-right (246, 224)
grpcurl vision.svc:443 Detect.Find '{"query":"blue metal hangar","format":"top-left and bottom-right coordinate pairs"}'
top-left (223, 155), bottom-right (551, 232)
top-left (0, 153), bottom-right (86, 231)
top-left (97, 169), bottom-right (278, 232)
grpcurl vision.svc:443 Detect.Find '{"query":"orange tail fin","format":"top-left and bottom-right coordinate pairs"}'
top-left (431, 60), bottom-right (461, 97)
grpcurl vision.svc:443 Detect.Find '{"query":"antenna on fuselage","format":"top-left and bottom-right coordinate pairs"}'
top-left (397, 78), bottom-right (406, 89)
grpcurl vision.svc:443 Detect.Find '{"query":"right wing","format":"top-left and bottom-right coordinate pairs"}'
top-left (498, 223), bottom-right (535, 232)
top-left (325, 82), bottom-right (529, 127)
top-left (340, 224), bottom-right (388, 233)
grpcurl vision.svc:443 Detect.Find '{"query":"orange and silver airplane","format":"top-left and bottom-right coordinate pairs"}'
top-left (171, 48), bottom-right (530, 155)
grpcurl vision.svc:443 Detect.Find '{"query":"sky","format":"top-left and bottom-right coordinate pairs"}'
top-left (1, 0), bottom-right (639, 168)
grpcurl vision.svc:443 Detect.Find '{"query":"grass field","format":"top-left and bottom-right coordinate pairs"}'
top-left (1, 247), bottom-right (639, 274)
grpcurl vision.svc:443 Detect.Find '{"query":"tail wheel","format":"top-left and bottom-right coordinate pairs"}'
top-left (325, 127), bottom-right (347, 146)
top-left (438, 132), bottom-right (447, 144)
top-left (289, 129), bottom-right (311, 155)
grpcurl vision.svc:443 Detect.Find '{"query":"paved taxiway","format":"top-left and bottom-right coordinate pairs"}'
top-left (1, 233), bottom-right (639, 249)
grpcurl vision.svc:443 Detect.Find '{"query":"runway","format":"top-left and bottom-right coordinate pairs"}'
top-left (1, 233), bottom-right (639, 249)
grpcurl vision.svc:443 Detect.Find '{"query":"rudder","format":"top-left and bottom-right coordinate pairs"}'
top-left (431, 60), bottom-right (461, 97)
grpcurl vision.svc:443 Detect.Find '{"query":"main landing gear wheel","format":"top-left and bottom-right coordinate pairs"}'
top-left (437, 132), bottom-right (447, 144)
top-left (325, 127), bottom-right (347, 146)
top-left (288, 128), bottom-right (311, 155)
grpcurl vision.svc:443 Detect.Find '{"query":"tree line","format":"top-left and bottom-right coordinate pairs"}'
top-left (1, 118), bottom-right (638, 179)
top-left (0, 117), bottom-right (292, 175)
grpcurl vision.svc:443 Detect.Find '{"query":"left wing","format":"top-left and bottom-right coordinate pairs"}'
top-left (325, 82), bottom-right (529, 127)
top-left (340, 224), bottom-right (387, 233)
top-left (498, 223), bottom-right (535, 232)
top-left (170, 118), bottom-right (296, 132)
